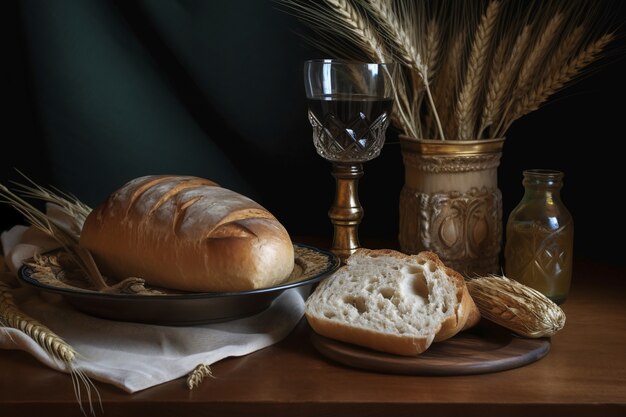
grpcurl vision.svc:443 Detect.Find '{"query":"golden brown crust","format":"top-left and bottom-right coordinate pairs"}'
top-left (306, 312), bottom-right (433, 356)
top-left (409, 250), bottom-right (480, 342)
top-left (79, 175), bottom-right (294, 292)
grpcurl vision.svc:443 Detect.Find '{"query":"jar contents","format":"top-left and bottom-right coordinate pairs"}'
top-left (504, 170), bottom-right (574, 305)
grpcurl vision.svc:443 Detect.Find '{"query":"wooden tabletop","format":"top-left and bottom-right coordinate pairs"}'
top-left (1, 246), bottom-right (625, 417)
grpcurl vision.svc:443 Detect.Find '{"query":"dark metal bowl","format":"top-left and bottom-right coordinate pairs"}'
top-left (17, 243), bottom-right (340, 326)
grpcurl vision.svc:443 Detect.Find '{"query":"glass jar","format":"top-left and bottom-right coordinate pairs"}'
top-left (504, 169), bottom-right (574, 304)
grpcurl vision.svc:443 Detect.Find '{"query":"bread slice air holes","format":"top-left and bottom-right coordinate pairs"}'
top-left (342, 295), bottom-right (368, 314)
top-left (399, 267), bottom-right (429, 309)
top-left (415, 257), bottom-right (436, 270)
top-left (304, 248), bottom-right (481, 356)
top-left (323, 311), bottom-right (336, 319)
top-left (379, 287), bottom-right (395, 300)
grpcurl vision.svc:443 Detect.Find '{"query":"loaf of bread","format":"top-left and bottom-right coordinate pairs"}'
top-left (79, 175), bottom-right (295, 292)
top-left (305, 248), bottom-right (480, 356)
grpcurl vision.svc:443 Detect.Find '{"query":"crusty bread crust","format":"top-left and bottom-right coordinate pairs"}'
top-left (416, 251), bottom-right (481, 342)
top-left (305, 248), bottom-right (481, 356)
top-left (306, 313), bottom-right (434, 356)
top-left (79, 175), bottom-right (294, 292)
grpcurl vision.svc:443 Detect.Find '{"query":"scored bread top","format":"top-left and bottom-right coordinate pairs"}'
top-left (305, 248), bottom-right (480, 356)
top-left (79, 175), bottom-right (295, 292)
top-left (98, 175), bottom-right (276, 240)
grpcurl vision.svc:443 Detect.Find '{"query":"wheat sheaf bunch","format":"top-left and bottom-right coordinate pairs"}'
top-left (466, 274), bottom-right (566, 338)
top-left (277, 0), bottom-right (616, 140)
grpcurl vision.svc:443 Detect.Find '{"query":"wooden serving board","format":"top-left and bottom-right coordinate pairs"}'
top-left (310, 320), bottom-right (550, 376)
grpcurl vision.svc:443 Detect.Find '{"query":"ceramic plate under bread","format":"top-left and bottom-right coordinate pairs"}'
top-left (17, 243), bottom-right (340, 326)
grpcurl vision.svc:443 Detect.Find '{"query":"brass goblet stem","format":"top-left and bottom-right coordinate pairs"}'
top-left (328, 162), bottom-right (364, 263)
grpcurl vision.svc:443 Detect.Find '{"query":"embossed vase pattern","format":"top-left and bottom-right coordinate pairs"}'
top-left (398, 137), bottom-right (505, 277)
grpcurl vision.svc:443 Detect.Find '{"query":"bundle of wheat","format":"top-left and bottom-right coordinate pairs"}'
top-left (277, 0), bottom-right (616, 140)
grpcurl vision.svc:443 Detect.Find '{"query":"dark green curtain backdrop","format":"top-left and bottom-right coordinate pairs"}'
top-left (4, 0), bottom-right (626, 265)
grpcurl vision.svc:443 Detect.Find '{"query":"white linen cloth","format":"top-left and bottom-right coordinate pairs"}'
top-left (0, 217), bottom-right (306, 393)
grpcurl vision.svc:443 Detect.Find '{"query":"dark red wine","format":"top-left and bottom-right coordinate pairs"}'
top-left (306, 94), bottom-right (393, 162)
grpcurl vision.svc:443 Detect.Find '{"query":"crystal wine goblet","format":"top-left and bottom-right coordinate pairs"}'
top-left (304, 59), bottom-right (395, 263)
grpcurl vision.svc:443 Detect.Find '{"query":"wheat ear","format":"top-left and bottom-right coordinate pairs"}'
top-left (0, 278), bottom-right (102, 415)
top-left (0, 183), bottom-right (110, 291)
top-left (496, 13), bottom-right (564, 132)
top-left (186, 363), bottom-right (216, 389)
top-left (543, 26), bottom-right (586, 75)
top-left (467, 275), bottom-right (566, 338)
top-left (456, 0), bottom-right (500, 140)
top-left (346, 0), bottom-right (417, 136)
top-left (425, 19), bottom-right (440, 79)
top-left (320, 0), bottom-right (417, 137)
top-left (11, 170), bottom-right (91, 231)
top-left (0, 279), bottom-right (76, 362)
top-left (362, 0), bottom-right (444, 139)
top-left (506, 33), bottom-right (614, 130)
top-left (490, 24), bottom-right (531, 137)
top-left (433, 31), bottom-right (466, 139)
top-left (478, 38), bottom-right (507, 137)
top-left (517, 13), bottom-right (565, 95)
top-left (422, 19), bottom-right (442, 137)
top-left (279, 0), bottom-right (390, 63)
top-left (0, 183), bottom-right (80, 244)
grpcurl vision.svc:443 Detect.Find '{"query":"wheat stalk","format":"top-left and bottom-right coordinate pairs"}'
top-left (10, 170), bottom-right (91, 232)
top-left (505, 33), bottom-right (614, 131)
top-left (323, 0), bottom-right (387, 61)
top-left (392, 70), bottom-right (422, 138)
top-left (478, 38), bottom-right (507, 136)
top-left (0, 280), bottom-right (77, 363)
top-left (279, 0), bottom-right (390, 65)
top-left (322, 0), bottom-right (419, 138)
top-left (362, 0), bottom-right (427, 138)
top-left (0, 182), bottom-right (112, 291)
top-left (359, 0), bottom-right (444, 139)
top-left (424, 19), bottom-right (440, 80)
top-left (496, 13), bottom-right (566, 132)
top-left (487, 24), bottom-right (532, 137)
top-left (541, 25), bottom-right (586, 78)
top-left (0, 278), bottom-right (102, 415)
top-left (467, 275), bottom-right (566, 338)
top-left (0, 175), bottom-right (140, 294)
top-left (477, 7), bottom-right (535, 138)
top-left (517, 13), bottom-right (565, 94)
top-left (360, 0), bottom-right (419, 67)
top-left (0, 183), bottom-right (82, 248)
top-left (420, 18), bottom-right (442, 137)
top-left (456, 0), bottom-right (500, 140)
top-left (433, 31), bottom-right (467, 139)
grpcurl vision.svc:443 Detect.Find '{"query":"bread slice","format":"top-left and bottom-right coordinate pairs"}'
top-left (305, 248), bottom-right (481, 356)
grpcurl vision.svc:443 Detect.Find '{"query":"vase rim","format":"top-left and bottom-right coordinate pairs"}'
top-left (398, 136), bottom-right (505, 155)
